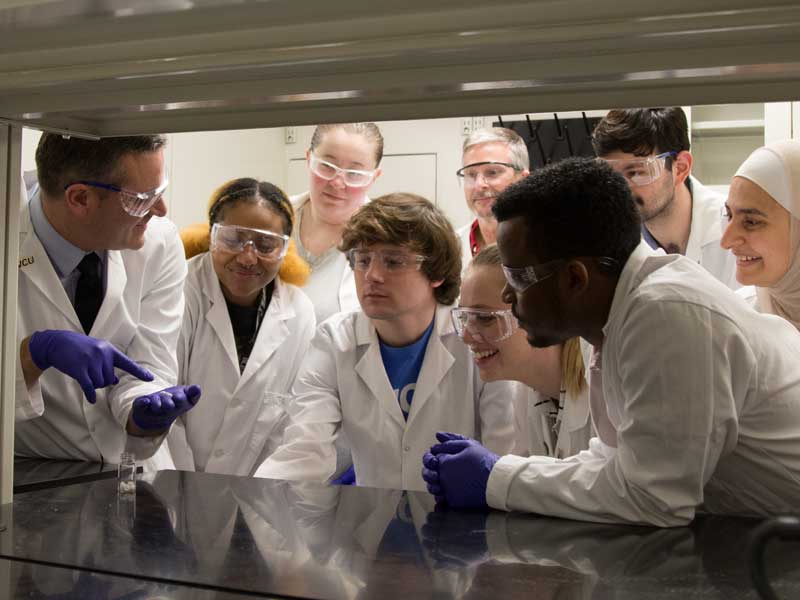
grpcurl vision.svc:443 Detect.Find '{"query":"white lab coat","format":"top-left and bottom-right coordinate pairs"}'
top-left (511, 382), bottom-right (592, 459)
top-left (684, 177), bottom-right (739, 289)
top-left (167, 252), bottom-right (316, 476)
top-left (487, 242), bottom-right (800, 527)
top-left (255, 303), bottom-right (517, 491)
top-left (15, 204), bottom-right (186, 464)
top-left (456, 220), bottom-right (475, 274)
top-left (291, 192), bottom-right (359, 315)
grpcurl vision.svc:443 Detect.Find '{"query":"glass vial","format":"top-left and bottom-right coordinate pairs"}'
top-left (117, 452), bottom-right (137, 495)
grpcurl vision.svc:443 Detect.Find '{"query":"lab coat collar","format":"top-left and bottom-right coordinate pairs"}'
top-left (601, 241), bottom-right (661, 338)
top-left (19, 204), bottom-right (82, 330)
top-left (197, 252), bottom-right (295, 386)
top-left (684, 176), bottom-right (725, 262)
top-left (353, 303), bottom-right (456, 429)
top-left (198, 252), bottom-right (241, 374)
top-left (238, 277), bottom-right (294, 387)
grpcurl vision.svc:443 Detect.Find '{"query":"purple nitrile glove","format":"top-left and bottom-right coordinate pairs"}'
top-left (131, 385), bottom-right (202, 431)
top-left (332, 465), bottom-right (357, 486)
top-left (429, 431), bottom-right (500, 509)
top-left (422, 451), bottom-right (444, 503)
top-left (28, 330), bottom-right (154, 404)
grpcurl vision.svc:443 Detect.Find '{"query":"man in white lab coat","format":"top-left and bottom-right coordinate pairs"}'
top-left (256, 193), bottom-right (516, 491)
top-left (15, 133), bottom-right (200, 465)
top-left (423, 157), bottom-right (800, 527)
top-left (593, 107), bottom-right (738, 289)
top-left (455, 127), bottom-right (530, 269)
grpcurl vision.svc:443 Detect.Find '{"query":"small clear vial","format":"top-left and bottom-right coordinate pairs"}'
top-left (117, 452), bottom-right (137, 495)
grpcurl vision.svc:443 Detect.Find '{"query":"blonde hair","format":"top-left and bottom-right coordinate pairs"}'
top-left (179, 178), bottom-right (310, 286)
top-left (309, 123), bottom-right (384, 167)
top-left (469, 244), bottom-right (586, 397)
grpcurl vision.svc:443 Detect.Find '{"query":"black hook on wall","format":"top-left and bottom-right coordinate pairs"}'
top-left (581, 111), bottom-right (593, 139)
top-left (525, 114), bottom-right (547, 166)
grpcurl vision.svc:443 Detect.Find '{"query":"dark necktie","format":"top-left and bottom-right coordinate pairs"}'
top-left (74, 252), bottom-right (103, 334)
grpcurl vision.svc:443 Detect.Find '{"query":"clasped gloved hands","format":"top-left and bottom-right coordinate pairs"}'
top-left (28, 329), bottom-right (154, 403)
top-left (422, 432), bottom-right (500, 509)
top-left (131, 385), bottom-right (202, 431)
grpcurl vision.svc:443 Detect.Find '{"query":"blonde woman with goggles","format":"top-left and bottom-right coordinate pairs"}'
top-left (721, 140), bottom-right (800, 330)
top-left (169, 178), bottom-right (315, 476)
top-left (292, 123), bottom-right (384, 323)
top-left (452, 245), bottom-right (592, 458)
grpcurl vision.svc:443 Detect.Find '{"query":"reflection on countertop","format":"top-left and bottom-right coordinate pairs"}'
top-left (1, 469), bottom-right (799, 599)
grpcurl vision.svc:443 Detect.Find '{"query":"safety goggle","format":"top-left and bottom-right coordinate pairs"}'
top-left (451, 307), bottom-right (519, 343)
top-left (347, 249), bottom-right (425, 273)
top-left (502, 257), bottom-right (620, 293)
top-left (64, 179), bottom-right (169, 217)
top-left (600, 151), bottom-right (677, 187)
top-left (309, 153), bottom-right (376, 188)
top-left (210, 223), bottom-right (289, 261)
top-left (455, 161), bottom-right (519, 188)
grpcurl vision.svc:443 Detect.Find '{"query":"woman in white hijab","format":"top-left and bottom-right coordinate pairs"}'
top-left (721, 140), bottom-right (800, 330)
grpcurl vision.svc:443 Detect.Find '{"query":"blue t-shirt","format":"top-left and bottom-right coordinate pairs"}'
top-left (379, 320), bottom-right (435, 420)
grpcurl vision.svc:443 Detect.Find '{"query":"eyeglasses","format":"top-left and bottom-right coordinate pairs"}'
top-left (210, 223), bottom-right (289, 261)
top-left (600, 152), bottom-right (677, 187)
top-left (502, 257), bottom-right (619, 293)
top-left (347, 249), bottom-right (425, 273)
top-left (64, 180), bottom-right (169, 217)
top-left (308, 153), bottom-right (377, 188)
top-left (451, 307), bottom-right (518, 343)
top-left (456, 161), bottom-right (520, 188)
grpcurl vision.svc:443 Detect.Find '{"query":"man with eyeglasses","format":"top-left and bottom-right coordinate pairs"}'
top-left (593, 107), bottom-right (738, 289)
top-left (256, 193), bottom-right (515, 490)
top-left (15, 133), bottom-right (200, 467)
top-left (423, 157), bottom-right (800, 526)
top-left (455, 127), bottom-right (530, 266)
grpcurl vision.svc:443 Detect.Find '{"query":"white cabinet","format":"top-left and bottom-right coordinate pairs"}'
top-left (689, 102), bottom-right (794, 195)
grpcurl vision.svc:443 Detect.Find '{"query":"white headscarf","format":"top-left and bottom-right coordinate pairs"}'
top-left (734, 140), bottom-right (800, 330)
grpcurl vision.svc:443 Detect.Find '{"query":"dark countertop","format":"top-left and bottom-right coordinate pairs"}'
top-left (1, 469), bottom-right (799, 599)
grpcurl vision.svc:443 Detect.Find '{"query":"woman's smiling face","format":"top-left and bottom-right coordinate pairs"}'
top-left (457, 264), bottom-right (539, 381)
top-left (721, 176), bottom-right (792, 287)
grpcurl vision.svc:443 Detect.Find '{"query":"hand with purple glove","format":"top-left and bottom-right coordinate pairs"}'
top-left (27, 330), bottom-right (154, 403)
top-left (424, 431), bottom-right (500, 509)
top-left (131, 385), bottom-right (202, 431)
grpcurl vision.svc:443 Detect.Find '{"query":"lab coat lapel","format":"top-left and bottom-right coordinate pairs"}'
top-left (405, 305), bottom-right (454, 429)
top-left (354, 313), bottom-right (406, 428)
top-left (91, 250), bottom-right (126, 335)
top-left (236, 279), bottom-right (291, 393)
top-left (18, 216), bottom-right (81, 330)
top-left (200, 255), bottom-right (240, 374)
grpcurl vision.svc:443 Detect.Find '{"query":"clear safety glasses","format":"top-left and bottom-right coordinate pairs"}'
top-left (64, 180), bottom-right (169, 217)
top-left (600, 151), bottom-right (677, 187)
top-left (308, 153), bottom-right (377, 188)
top-left (347, 249), bottom-right (425, 273)
top-left (210, 223), bottom-right (289, 262)
top-left (502, 257), bottom-right (620, 293)
top-left (456, 161), bottom-right (520, 188)
top-left (451, 307), bottom-right (519, 343)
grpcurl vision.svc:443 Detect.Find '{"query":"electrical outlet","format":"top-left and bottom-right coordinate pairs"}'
top-left (472, 116), bottom-right (486, 131)
top-left (461, 118), bottom-right (472, 136)
top-left (285, 127), bottom-right (296, 144)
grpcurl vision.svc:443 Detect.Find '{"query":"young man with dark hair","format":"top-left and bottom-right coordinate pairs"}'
top-left (16, 133), bottom-right (200, 466)
top-left (592, 107), bottom-right (738, 288)
top-left (423, 158), bottom-right (800, 527)
top-left (257, 193), bottom-right (515, 491)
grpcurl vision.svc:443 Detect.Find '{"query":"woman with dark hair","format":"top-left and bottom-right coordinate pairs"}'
top-left (168, 178), bottom-right (316, 475)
